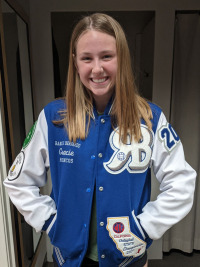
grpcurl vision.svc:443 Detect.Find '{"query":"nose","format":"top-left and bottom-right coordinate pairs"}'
top-left (92, 60), bottom-right (103, 75)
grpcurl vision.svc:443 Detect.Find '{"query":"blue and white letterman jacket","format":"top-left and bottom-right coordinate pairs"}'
top-left (4, 99), bottom-right (196, 267)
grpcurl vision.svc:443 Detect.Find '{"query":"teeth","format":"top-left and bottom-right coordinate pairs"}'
top-left (92, 78), bottom-right (106, 83)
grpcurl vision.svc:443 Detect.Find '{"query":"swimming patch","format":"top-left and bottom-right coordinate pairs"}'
top-left (8, 151), bottom-right (25, 181)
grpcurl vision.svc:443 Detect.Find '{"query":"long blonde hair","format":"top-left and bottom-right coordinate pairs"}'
top-left (55, 13), bottom-right (152, 143)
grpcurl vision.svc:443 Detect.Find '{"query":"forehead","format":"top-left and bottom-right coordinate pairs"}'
top-left (76, 30), bottom-right (116, 54)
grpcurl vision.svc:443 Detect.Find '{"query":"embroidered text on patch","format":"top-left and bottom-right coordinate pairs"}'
top-left (104, 125), bottom-right (154, 174)
top-left (107, 217), bottom-right (146, 257)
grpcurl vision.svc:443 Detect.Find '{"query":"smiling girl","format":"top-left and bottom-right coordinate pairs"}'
top-left (4, 13), bottom-right (196, 267)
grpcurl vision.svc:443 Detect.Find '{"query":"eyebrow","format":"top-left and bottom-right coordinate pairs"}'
top-left (79, 50), bottom-right (115, 56)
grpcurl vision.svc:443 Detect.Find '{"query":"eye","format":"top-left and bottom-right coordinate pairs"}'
top-left (103, 55), bottom-right (112, 60)
top-left (81, 57), bottom-right (91, 62)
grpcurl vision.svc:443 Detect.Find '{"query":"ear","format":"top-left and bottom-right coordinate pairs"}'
top-left (73, 54), bottom-right (79, 72)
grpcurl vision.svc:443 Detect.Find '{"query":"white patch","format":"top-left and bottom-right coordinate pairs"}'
top-left (8, 151), bottom-right (25, 181)
top-left (107, 217), bottom-right (146, 257)
top-left (104, 125), bottom-right (154, 174)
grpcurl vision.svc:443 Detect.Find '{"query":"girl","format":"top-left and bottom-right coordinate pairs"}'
top-left (4, 13), bottom-right (196, 267)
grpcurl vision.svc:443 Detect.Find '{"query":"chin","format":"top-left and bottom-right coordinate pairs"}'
top-left (93, 91), bottom-right (111, 97)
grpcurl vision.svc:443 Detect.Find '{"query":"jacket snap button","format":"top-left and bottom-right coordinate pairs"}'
top-left (98, 153), bottom-right (103, 158)
top-left (99, 186), bottom-right (104, 191)
top-left (101, 254), bottom-right (105, 259)
top-left (100, 222), bottom-right (104, 226)
top-left (86, 188), bottom-right (91, 193)
top-left (101, 118), bottom-right (105, 124)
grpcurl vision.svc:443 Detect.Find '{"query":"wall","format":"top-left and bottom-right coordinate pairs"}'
top-left (15, 0), bottom-right (29, 17)
top-left (0, 1), bottom-right (38, 267)
top-left (0, 103), bottom-right (15, 267)
top-left (28, 0), bottom-right (200, 262)
top-left (29, 0), bottom-right (200, 117)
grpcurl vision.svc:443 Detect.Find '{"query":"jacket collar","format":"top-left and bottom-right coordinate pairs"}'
top-left (92, 97), bottom-right (113, 119)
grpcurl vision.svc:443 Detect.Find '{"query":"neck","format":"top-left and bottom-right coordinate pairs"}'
top-left (93, 92), bottom-right (113, 114)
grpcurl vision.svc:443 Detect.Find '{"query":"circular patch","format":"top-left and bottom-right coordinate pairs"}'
top-left (8, 151), bottom-right (25, 181)
top-left (113, 222), bottom-right (125, 233)
top-left (117, 152), bottom-right (126, 161)
top-left (23, 121), bottom-right (37, 149)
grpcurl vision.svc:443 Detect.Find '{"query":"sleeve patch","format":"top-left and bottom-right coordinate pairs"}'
top-left (158, 123), bottom-right (180, 152)
top-left (22, 121), bottom-right (37, 149)
top-left (8, 151), bottom-right (25, 181)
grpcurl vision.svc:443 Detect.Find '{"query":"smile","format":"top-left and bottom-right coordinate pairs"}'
top-left (91, 77), bottom-right (108, 83)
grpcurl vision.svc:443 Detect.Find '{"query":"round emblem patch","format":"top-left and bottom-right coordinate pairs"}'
top-left (8, 151), bottom-right (25, 181)
top-left (117, 152), bottom-right (126, 161)
top-left (113, 222), bottom-right (125, 233)
top-left (23, 121), bottom-right (37, 149)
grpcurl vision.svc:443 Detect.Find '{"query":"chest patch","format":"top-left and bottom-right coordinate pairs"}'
top-left (104, 125), bottom-right (154, 174)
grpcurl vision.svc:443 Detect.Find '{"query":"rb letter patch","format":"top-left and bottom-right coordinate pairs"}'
top-left (104, 125), bottom-right (154, 174)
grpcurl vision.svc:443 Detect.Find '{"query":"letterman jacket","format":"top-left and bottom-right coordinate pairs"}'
top-left (4, 99), bottom-right (196, 267)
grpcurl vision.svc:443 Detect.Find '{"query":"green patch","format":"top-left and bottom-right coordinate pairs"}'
top-left (23, 121), bottom-right (37, 149)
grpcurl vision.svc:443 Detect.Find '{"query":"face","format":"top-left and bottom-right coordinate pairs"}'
top-left (75, 30), bottom-right (117, 110)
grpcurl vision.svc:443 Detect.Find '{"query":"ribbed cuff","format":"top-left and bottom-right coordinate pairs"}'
top-left (137, 218), bottom-right (153, 248)
top-left (42, 213), bottom-right (56, 231)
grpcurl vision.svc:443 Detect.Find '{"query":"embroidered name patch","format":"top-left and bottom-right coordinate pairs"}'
top-left (104, 125), bottom-right (154, 174)
top-left (23, 121), bottom-right (37, 149)
top-left (158, 123), bottom-right (180, 152)
top-left (54, 140), bottom-right (79, 164)
top-left (107, 217), bottom-right (146, 257)
top-left (8, 151), bottom-right (25, 181)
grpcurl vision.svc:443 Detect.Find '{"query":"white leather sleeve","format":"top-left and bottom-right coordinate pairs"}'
top-left (137, 112), bottom-right (196, 240)
top-left (3, 110), bottom-right (57, 232)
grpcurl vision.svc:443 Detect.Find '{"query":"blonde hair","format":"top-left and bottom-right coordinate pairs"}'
top-left (55, 13), bottom-right (152, 142)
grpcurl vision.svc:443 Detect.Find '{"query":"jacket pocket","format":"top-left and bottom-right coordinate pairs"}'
top-left (131, 210), bottom-right (146, 240)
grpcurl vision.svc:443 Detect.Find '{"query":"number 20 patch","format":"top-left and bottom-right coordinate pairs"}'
top-left (158, 123), bottom-right (180, 152)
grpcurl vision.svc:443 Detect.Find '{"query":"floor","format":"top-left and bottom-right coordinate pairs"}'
top-left (44, 250), bottom-right (200, 267)
top-left (149, 250), bottom-right (200, 267)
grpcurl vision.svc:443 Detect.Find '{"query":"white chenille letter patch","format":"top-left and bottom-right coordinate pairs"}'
top-left (104, 125), bottom-right (154, 174)
top-left (107, 217), bottom-right (146, 257)
top-left (158, 123), bottom-right (180, 152)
